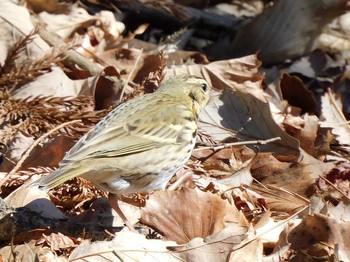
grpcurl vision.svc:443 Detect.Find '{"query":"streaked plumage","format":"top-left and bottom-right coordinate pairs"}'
top-left (35, 75), bottom-right (210, 196)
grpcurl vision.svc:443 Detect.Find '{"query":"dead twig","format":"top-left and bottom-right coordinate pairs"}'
top-left (194, 137), bottom-right (281, 152)
top-left (119, 49), bottom-right (143, 102)
top-left (0, 120), bottom-right (81, 188)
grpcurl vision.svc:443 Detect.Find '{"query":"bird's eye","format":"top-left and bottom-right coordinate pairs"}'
top-left (201, 83), bottom-right (208, 92)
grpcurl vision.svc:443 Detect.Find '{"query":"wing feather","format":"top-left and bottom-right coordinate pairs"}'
top-left (59, 95), bottom-right (193, 166)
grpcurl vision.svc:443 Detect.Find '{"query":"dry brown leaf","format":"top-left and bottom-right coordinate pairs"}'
top-left (0, 136), bottom-right (75, 176)
top-left (13, 67), bottom-right (84, 99)
top-left (4, 181), bottom-right (67, 220)
top-left (27, 0), bottom-right (71, 14)
top-left (288, 213), bottom-right (350, 260)
top-left (280, 73), bottom-right (318, 114)
top-left (208, 0), bottom-right (347, 64)
top-left (38, 8), bottom-right (97, 39)
top-left (5, 131), bottom-right (35, 162)
top-left (19, 136), bottom-right (75, 171)
top-left (172, 224), bottom-right (249, 261)
top-left (38, 8), bottom-right (124, 56)
top-left (141, 188), bottom-right (240, 244)
top-left (214, 156), bottom-right (254, 188)
top-left (41, 232), bottom-right (77, 251)
top-left (74, 197), bottom-right (140, 227)
top-left (164, 55), bottom-right (264, 98)
top-left (90, 66), bottom-right (122, 109)
top-left (292, 114), bottom-right (331, 159)
top-left (0, 240), bottom-right (60, 262)
top-left (0, 0), bottom-right (50, 65)
top-left (192, 146), bottom-right (254, 178)
top-left (321, 90), bottom-right (350, 145)
top-left (228, 239), bottom-right (263, 261)
top-left (133, 53), bottom-right (165, 85)
top-left (203, 55), bottom-right (264, 97)
top-left (316, 161), bottom-right (350, 202)
top-left (317, 12), bottom-right (350, 52)
top-left (98, 48), bottom-right (144, 78)
top-left (252, 184), bottom-right (309, 216)
top-left (200, 88), bottom-right (300, 157)
top-left (326, 201), bottom-right (350, 221)
top-left (288, 50), bottom-right (342, 78)
top-left (69, 232), bottom-right (178, 262)
top-left (252, 150), bottom-right (335, 197)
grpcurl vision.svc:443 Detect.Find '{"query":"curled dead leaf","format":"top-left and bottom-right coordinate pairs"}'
top-left (288, 213), bottom-right (350, 261)
top-left (140, 188), bottom-right (240, 244)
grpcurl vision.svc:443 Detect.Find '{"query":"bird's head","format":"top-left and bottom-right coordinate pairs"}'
top-left (157, 75), bottom-right (211, 115)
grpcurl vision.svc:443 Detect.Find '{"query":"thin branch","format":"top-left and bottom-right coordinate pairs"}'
top-left (37, 27), bottom-right (102, 75)
top-left (119, 49), bottom-right (143, 102)
top-left (319, 175), bottom-right (350, 202)
top-left (1, 120), bottom-right (81, 187)
top-left (194, 137), bottom-right (281, 152)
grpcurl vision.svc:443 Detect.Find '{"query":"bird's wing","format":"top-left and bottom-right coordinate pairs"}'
top-left (60, 95), bottom-right (193, 165)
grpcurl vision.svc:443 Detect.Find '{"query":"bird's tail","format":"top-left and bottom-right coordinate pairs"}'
top-left (30, 165), bottom-right (87, 191)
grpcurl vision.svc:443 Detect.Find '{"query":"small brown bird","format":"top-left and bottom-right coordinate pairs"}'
top-left (34, 75), bottom-right (210, 229)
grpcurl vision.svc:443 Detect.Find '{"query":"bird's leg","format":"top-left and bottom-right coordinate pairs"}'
top-left (108, 193), bottom-right (137, 232)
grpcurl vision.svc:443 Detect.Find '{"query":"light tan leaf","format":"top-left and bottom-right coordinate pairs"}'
top-left (38, 8), bottom-right (97, 39)
top-left (141, 188), bottom-right (241, 244)
top-left (228, 239), bottom-right (263, 261)
top-left (288, 213), bottom-right (350, 261)
top-left (317, 12), bottom-right (350, 52)
top-left (6, 131), bottom-right (35, 162)
top-left (5, 181), bottom-right (67, 220)
top-left (207, 0), bottom-right (347, 64)
top-left (327, 201), bottom-right (350, 222)
top-left (200, 89), bottom-right (300, 157)
top-left (13, 67), bottom-right (84, 99)
top-left (0, 0), bottom-right (50, 64)
top-left (215, 156), bottom-right (254, 187)
top-left (292, 114), bottom-right (331, 158)
top-left (172, 224), bottom-right (249, 261)
top-left (252, 184), bottom-right (309, 215)
top-left (203, 55), bottom-right (264, 98)
top-left (69, 232), bottom-right (178, 262)
top-left (42, 232), bottom-right (77, 251)
top-left (74, 197), bottom-right (140, 227)
top-left (321, 90), bottom-right (350, 145)
top-left (252, 150), bottom-right (335, 196)
top-left (0, 240), bottom-right (63, 262)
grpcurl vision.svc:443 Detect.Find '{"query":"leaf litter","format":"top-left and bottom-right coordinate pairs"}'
top-left (0, 0), bottom-right (350, 261)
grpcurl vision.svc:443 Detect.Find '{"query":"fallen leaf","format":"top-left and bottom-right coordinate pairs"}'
top-left (4, 180), bottom-right (67, 220)
top-left (41, 232), bottom-right (78, 251)
top-left (0, 240), bottom-right (58, 262)
top-left (13, 67), bottom-right (84, 99)
top-left (251, 150), bottom-right (335, 196)
top-left (292, 114), bottom-right (331, 159)
top-left (172, 224), bottom-right (249, 261)
top-left (74, 197), bottom-right (140, 227)
top-left (280, 73), bottom-right (318, 114)
top-left (288, 213), bottom-right (350, 261)
top-left (200, 89), bottom-right (300, 157)
top-left (39, 8), bottom-right (97, 39)
top-left (69, 232), bottom-right (178, 262)
top-left (321, 90), bottom-right (350, 145)
top-left (0, 0), bottom-right (50, 64)
top-left (141, 188), bottom-right (240, 244)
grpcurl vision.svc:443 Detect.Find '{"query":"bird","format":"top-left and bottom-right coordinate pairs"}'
top-left (33, 75), bottom-right (211, 230)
